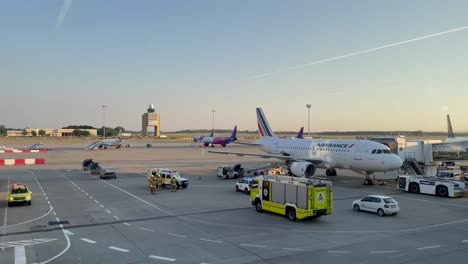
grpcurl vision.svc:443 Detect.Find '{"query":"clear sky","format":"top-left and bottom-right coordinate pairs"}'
top-left (1, 1), bottom-right (468, 132)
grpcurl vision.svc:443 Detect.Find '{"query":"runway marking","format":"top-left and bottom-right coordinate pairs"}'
top-left (139, 227), bottom-right (155, 232)
top-left (80, 238), bottom-right (96, 244)
top-left (14, 245), bottom-right (26, 264)
top-left (89, 196), bottom-right (93, 199)
top-left (53, 211), bottom-right (57, 216)
top-left (240, 244), bottom-right (267, 248)
top-left (99, 179), bottom-right (174, 216)
top-left (369, 251), bottom-right (398, 254)
top-left (113, 216), bottom-right (120, 220)
top-left (1, 206), bottom-right (54, 229)
top-left (417, 245), bottom-right (440, 250)
top-left (99, 204), bottom-right (104, 208)
top-left (149, 255), bottom-right (176, 262)
top-left (47, 201), bottom-right (50, 205)
top-left (123, 222), bottom-right (131, 226)
top-left (85, 193), bottom-right (88, 196)
top-left (43, 193), bottom-right (46, 196)
top-left (94, 200), bottom-right (99, 204)
top-left (328, 250), bottom-right (352, 254)
top-left (2, 176), bottom-right (11, 241)
top-left (282, 248), bottom-right (304, 251)
top-left (200, 238), bottom-right (223, 243)
top-left (106, 210), bottom-right (112, 214)
top-left (168, 233), bottom-right (187, 238)
top-left (462, 240), bottom-right (468, 243)
top-left (108, 246), bottom-right (129, 253)
top-left (45, 197), bottom-right (48, 200)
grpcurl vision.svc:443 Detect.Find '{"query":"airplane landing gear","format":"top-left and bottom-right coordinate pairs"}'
top-left (363, 173), bottom-right (374, 185)
top-left (326, 169), bottom-right (337, 176)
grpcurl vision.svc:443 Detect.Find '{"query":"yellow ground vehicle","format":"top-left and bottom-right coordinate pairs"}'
top-left (8, 183), bottom-right (32, 206)
top-left (250, 175), bottom-right (333, 221)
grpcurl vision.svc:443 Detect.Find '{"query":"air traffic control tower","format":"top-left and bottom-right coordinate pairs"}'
top-left (142, 104), bottom-right (161, 137)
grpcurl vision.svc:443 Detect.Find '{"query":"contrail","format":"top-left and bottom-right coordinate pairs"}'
top-left (55, 0), bottom-right (73, 29)
top-left (248, 25), bottom-right (468, 80)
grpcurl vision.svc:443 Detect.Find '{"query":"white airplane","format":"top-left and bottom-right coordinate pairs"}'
top-left (86, 131), bottom-right (123, 150)
top-left (209, 108), bottom-right (403, 184)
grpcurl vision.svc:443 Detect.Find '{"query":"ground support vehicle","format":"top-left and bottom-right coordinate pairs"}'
top-left (148, 168), bottom-right (189, 189)
top-left (246, 164), bottom-right (290, 176)
top-left (235, 177), bottom-right (258, 194)
top-left (250, 175), bottom-right (333, 221)
top-left (397, 175), bottom-right (465, 197)
top-left (217, 164), bottom-right (244, 179)
top-left (8, 183), bottom-right (32, 206)
top-left (82, 159), bottom-right (94, 171)
top-left (100, 168), bottom-right (116, 179)
top-left (90, 162), bottom-right (102, 175)
top-left (352, 195), bottom-right (399, 217)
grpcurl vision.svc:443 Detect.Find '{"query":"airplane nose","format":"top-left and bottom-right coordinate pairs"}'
top-left (392, 155), bottom-right (403, 169)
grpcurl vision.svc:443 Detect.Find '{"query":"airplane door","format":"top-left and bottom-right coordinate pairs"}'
top-left (354, 145), bottom-right (363, 160)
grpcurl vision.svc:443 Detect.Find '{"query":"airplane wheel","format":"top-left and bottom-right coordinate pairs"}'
top-left (331, 169), bottom-right (337, 176)
top-left (326, 169), bottom-right (332, 176)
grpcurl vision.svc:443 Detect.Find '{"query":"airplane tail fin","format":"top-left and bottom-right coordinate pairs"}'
top-left (210, 129), bottom-right (214, 137)
top-left (296, 127), bottom-right (304, 139)
top-left (447, 114), bottom-right (455, 138)
top-left (230, 126), bottom-right (237, 139)
top-left (256, 108), bottom-right (276, 138)
top-left (118, 129), bottom-right (122, 139)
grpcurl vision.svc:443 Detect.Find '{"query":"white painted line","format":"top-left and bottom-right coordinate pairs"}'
top-left (200, 238), bottom-right (223, 243)
top-left (328, 250), bottom-right (352, 254)
top-left (370, 251), bottom-right (398, 254)
top-left (113, 216), bottom-right (120, 220)
top-left (282, 248), bottom-right (304, 251)
top-left (56, 217), bottom-right (60, 222)
top-left (45, 197), bottom-right (48, 200)
top-left (140, 228), bottom-right (155, 232)
top-left (461, 240), bottom-right (468, 243)
top-left (108, 246), bottom-right (129, 253)
top-left (94, 200), bottom-right (99, 204)
top-left (123, 222), bottom-right (131, 226)
top-left (14, 245), bottom-right (26, 264)
top-left (99, 204), bottom-right (104, 208)
top-left (417, 245), bottom-right (440, 250)
top-left (149, 255), bottom-right (176, 262)
top-left (81, 190), bottom-right (85, 193)
top-left (47, 201), bottom-right (50, 205)
top-left (80, 238), bottom-right (96, 244)
top-left (167, 233), bottom-right (187, 238)
top-left (106, 210), bottom-right (112, 214)
top-left (240, 244), bottom-right (267, 248)
top-left (43, 193), bottom-right (46, 196)
top-left (84, 193), bottom-right (88, 195)
top-left (89, 196), bottom-right (93, 199)
top-left (53, 211), bottom-right (57, 216)
top-left (63, 230), bottom-right (74, 236)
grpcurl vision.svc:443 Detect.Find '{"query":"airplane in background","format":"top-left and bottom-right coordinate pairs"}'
top-left (209, 108), bottom-right (402, 184)
top-left (279, 127), bottom-right (304, 139)
top-left (193, 129), bottom-right (214, 143)
top-left (446, 114), bottom-right (468, 143)
top-left (86, 130), bottom-right (123, 150)
top-left (202, 126), bottom-right (237, 147)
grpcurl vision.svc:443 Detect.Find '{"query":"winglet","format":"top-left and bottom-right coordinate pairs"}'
top-left (256, 108), bottom-right (276, 138)
top-left (447, 114), bottom-right (455, 138)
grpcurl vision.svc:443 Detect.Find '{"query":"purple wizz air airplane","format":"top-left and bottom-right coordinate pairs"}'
top-left (202, 126), bottom-right (237, 147)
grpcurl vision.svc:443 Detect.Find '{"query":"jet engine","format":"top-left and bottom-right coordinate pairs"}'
top-left (290, 162), bottom-right (316, 178)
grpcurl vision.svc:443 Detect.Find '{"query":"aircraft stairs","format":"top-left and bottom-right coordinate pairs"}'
top-left (403, 158), bottom-right (424, 175)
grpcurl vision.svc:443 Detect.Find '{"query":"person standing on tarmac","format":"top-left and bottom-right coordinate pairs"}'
top-left (149, 175), bottom-right (157, 195)
top-left (171, 176), bottom-right (177, 192)
top-left (157, 174), bottom-right (162, 191)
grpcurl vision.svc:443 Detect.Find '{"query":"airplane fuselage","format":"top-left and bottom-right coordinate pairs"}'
top-left (255, 137), bottom-right (402, 172)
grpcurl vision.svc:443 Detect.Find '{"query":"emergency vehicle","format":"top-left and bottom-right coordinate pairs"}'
top-left (8, 183), bottom-right (32, 206)
top-left (250, 175), bottom-right (333, 221)
top-left (397, 175), bottom-right (465, 198)
top-left (148, 168), bottom-right (189, 189)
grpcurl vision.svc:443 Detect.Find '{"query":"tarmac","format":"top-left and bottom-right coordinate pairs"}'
top-left (1, 142), bottom-right (467, 263)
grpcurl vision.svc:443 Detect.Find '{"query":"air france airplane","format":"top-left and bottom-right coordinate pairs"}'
top-left (446, 114), bottom-right (468, 143)
top-left (209, 108), bottom-right (403, 183)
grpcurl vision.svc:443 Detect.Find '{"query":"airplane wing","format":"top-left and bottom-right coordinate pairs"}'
top-left (207, 150), bottom-right (324, 164)
top-left (232, 141), bottom-right (262, 146)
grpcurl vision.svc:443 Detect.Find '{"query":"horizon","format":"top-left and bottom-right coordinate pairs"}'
top-left (1, 1), bottom-right (467, 131)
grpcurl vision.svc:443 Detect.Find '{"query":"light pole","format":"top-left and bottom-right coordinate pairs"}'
top-left (102, 105), bottom-right (107, 139)
top-left (306, 104), bottom-right (311, 137)
top-left (211, 109), bottom-right (216, 134)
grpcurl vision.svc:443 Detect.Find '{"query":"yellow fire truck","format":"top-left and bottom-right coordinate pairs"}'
top-left (250, 175), bottom-right (333, 221)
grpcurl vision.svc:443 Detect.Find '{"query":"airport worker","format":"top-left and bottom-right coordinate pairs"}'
top-left (156, 175), bottom-right (162, 191)
top-left (149, 176), bottom-right (156, 195)
top-left (171, 176), bottom-right (177, 192)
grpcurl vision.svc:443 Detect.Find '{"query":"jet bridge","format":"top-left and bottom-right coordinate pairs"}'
top-left (366, 136), bottom-right (468, 176)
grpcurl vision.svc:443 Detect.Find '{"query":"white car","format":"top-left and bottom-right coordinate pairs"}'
top-left (352, 195), bottom-right (399, 217)
top-left (235, 179), bottom-right (252, 194)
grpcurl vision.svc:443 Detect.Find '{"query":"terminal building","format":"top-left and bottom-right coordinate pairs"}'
top-left (7, 128), bottom-right (98, 137)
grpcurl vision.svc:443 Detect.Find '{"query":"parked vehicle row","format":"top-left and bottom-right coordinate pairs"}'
top-left (82, 159), bottom-right (116, 179)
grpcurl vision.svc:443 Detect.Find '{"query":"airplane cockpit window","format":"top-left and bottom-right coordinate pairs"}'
top-left (376, 150), bottom-right (382, 154)
top-left (371, 150), bottom-right (376, 154)
top-left (383, 149), bottom-right (391, 154)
